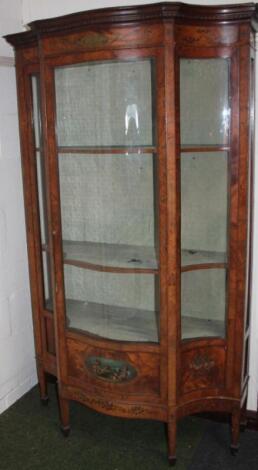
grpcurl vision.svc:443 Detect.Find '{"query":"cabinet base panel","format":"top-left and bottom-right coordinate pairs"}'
top-left (61, 384), bottom-right (167, 421)
top-left (177, 397), bottom-right (240, 419)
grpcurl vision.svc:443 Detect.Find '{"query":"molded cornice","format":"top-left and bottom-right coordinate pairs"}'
top-left (4, 2), bottom-right (258, 48)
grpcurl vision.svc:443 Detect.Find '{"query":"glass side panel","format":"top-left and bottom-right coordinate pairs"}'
top-left (36, 152), bottom-right (48, 245)
top-left (32, 75), bottom-right (41, 149)
top-left (64, 265), bottom-right (159, 342)
top-left (55, 59), bottom-right (155, 147)
top-left (42, 251), bottom-right (53, 310)
top-left (180, 151), bottom-right (229, 339)
top-left (180, 59), bottom-right (230, 146)
top-left (31, 76), bottom-right (52, 311)
top-left (181, 152), bottom-right (228, 254)
top-left (181, 269), bottom-right (226, 339)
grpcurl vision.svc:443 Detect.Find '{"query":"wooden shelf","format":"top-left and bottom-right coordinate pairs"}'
top-left (66, 299), bottom-right (159, 342)
top-left (180, 144), bottom-right (230, 153)
top-left (64, 299), bottom-right (224, 341)
top-left (181, 249), bottom-right (227, 272)
top-left (57, 146), bottom-right (156, 155)
top-left (63, 240), bottom-right (158, 274)
top-left (181, 315), bottom-right (224, 339)
top-left (42, 242), bottom-right (227, 273)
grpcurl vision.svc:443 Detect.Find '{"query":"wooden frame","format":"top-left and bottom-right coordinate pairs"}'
top-left (5, 2), bottom-right (257, 464)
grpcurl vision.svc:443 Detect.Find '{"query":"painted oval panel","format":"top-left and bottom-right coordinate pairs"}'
top-left (86, 356), bottom-right (137, 383)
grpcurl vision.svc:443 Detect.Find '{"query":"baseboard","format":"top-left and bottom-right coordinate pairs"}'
top-left (0, 56), bottom-right (15, 67)
top-left (245, 409), bottom-right (258, 431)
top-left (197, 405), bottom-right (258, 431)
top-left (0, 372), bottom-right (37, 414)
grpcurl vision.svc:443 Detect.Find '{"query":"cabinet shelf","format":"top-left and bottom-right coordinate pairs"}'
top-left (42, 242), bottom-right (227, 273)
top-left (181, 315), bottom-right (224, 339)
top-left (181, 249), bottom-right (227, 272)
top-left (66, 299), bottom-right (159, 342)
top-left (58, 146), bottom-right (156, 155)
top-left (180, 144), bottom-right (230, 153)
top-left (36, 146), bottom-right (156, 155)
top-left (64, 299), bottom-right (224, 341)
top-left (62, 240), bottom-right (158, 274)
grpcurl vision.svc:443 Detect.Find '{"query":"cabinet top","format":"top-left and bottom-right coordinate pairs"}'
top-left (5, 2), bottom-right (258, 48)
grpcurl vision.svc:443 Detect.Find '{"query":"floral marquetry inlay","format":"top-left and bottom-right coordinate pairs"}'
top-left (181, 346), bottom-right (226, 394)
top-left (189, 354), bottom-right (215, 373)
top-left (76, 32), bottom-right (110, 48)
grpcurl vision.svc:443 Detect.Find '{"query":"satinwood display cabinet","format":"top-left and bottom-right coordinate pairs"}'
top-left (5, 2), bottom-right (257, 464)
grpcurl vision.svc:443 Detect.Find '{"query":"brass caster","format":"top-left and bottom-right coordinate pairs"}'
top-left (61, 425), bottom-right (71, 437)
top-left (40, 396), bottom-right (49, 406)
top-left (168, 455), bottom-right (177, 466)
top-left (230, 445), bottom-right (239, 456)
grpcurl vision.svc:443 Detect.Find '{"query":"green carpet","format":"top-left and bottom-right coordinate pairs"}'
top-left (0, 383), bottom-right (205, 470)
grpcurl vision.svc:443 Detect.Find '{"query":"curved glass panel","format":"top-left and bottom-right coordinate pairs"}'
top-left (181, 152), bottom-right (228, 254)
top-left (58, 153), bottom-right (157, 252)
top-left (180, 59), bottom-right (230, 146)
top-left (180, 151), bottom-right (229, 339)
top-left (181, 269), bottom-right (226, 340)
top-left (64, 266), bottom-right (159, 342)
top-left (55, 59), bottom-right (155, 147)
top-left (180, 57), bottom-right (230, 340)
top-left (55, 59), bottom-right (159, 342)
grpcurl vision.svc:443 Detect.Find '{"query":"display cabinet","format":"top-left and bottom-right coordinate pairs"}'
top-left (5, 2), bottom-right (257, 464)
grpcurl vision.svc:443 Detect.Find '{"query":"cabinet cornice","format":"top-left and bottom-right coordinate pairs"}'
top-left (4, 2), bottom-right (258, 48)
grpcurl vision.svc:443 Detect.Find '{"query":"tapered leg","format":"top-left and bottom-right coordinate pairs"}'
top-left (167, 417), bottom-right (177, 466)
top-left (37, 364), bottom-right (49, 406)
top-left (231, 408), bottom-right (241, 455)
top-left (59, 396), bottom-right (70, 437)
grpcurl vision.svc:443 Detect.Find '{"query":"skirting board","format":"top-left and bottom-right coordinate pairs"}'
top-left (0, 56), bottom-right (14, 67)
top-left (245, 408), bottom-right (258, 431)
top-left (197, 403), bottom-right (258, 431)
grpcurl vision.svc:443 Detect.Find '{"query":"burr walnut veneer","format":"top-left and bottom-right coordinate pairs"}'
top-left (5, 2), bottom-right (257, 464)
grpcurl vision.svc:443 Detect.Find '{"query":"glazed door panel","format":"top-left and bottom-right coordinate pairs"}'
top-left (54, 59), bottom-right (155, 147)
top-left (50, 52), bottom-right (163, 344)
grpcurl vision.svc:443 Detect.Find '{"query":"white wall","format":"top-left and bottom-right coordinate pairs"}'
top-left (21, 0), bottom-right (253, 23)
top-left (1, 0), bottom-right (256, 412)
top-left (0, 0), bottom-right (37, 414)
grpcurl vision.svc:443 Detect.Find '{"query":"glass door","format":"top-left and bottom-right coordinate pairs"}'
top-left (54, 57), bottom-right (160, 342)
top-left (180, 57), bottom-right (230, 340)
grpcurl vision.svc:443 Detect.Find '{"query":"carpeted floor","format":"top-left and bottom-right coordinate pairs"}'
top-left (0, 383), bottom-right (257, 469)
top-left (189, 418), bottom-right (258, 470)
